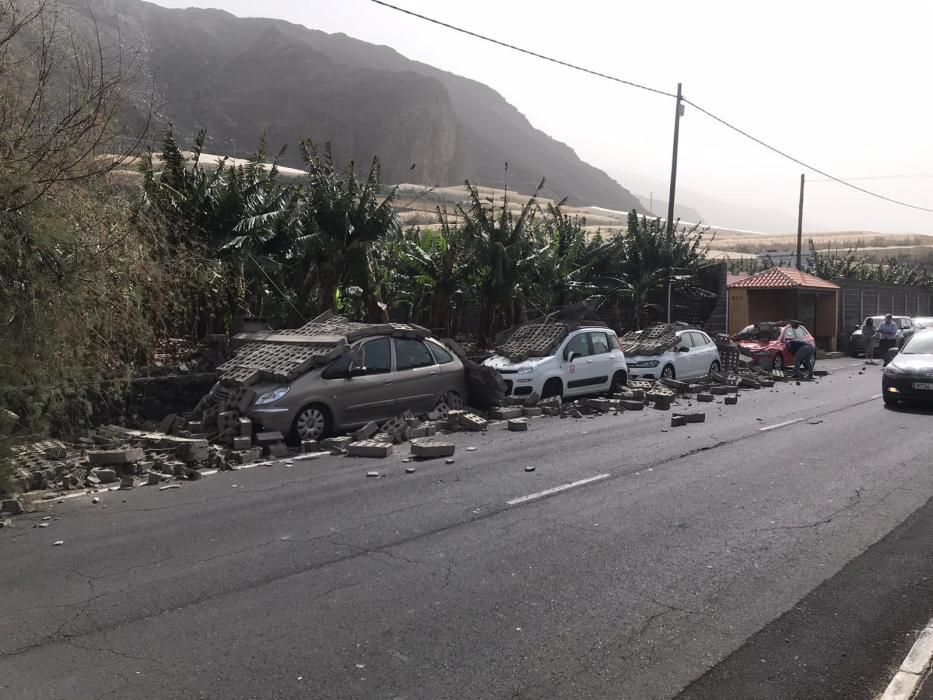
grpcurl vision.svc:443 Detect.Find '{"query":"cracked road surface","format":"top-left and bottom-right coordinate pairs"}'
top-left (3, 359), bottom-right (933, 698)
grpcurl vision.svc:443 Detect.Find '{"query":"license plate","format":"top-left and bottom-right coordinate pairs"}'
top-left (912, 382), bottom-right (933, 390)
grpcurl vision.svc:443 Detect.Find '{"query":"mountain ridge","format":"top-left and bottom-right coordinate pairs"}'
top-left (60, 0), bottom-right (643, 211)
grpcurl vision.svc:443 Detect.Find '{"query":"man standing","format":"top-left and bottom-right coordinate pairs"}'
top-left (784, 320), bottom-right (814, 379)
top-left (877, 314), bottom-right (899, 365)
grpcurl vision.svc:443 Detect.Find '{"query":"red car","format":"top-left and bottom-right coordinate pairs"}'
top-left (733, 322), bottom-right (816, 371)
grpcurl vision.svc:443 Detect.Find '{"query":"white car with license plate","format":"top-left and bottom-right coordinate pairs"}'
top-left (483, 327), bottom-right (628, 400)
top-left (627, 329), bottom-right (722, 381)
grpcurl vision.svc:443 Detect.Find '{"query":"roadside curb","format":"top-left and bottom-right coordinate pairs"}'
top-left (880, 619), bottom-right (933, 700)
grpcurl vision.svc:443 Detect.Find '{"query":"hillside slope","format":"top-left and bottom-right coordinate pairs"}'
top-left (61, 0), bottom-right (642, 211)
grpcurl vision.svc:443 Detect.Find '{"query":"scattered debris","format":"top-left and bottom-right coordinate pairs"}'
top-left (411, 441), bottom-right (456, 459)
top-left (507, 418), bottom-right (529, 432)
top-left (347, 441), bottom-right (394, 458)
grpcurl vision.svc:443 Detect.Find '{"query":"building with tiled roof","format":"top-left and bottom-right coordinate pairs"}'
top-left (727, 267), bottom-right (840, 350)
top-left (727, 267), bottom-right (840, 291)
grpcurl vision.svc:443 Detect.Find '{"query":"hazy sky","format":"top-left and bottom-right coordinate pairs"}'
top-left (149, 0), bottom-right (933, 234)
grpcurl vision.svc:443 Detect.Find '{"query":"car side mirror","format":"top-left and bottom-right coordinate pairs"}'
top-left (566, 351), bottom-right (579, 363)
top-left (885, 347), bottom-right (899, 363)
top-left (346, 365), bottom-right (367, 378)
top-left (677, 346), bottom-right (690, 352)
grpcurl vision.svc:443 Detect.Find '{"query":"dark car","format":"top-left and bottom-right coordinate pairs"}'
top-left (881, 329), bottom-right (933, 406)
top-left (850, 315), bottom-right (914, 356)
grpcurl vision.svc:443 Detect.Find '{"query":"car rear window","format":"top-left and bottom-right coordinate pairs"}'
top-left (428, 342), bottom-right (454, 365)
top-left (394, 338), bottom-right (435, 370)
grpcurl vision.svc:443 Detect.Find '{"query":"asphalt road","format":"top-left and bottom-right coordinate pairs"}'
top-left (3, 358), bottom-right (933, 699)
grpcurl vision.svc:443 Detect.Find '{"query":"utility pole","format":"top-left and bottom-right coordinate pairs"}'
top-left (796, 173), bottom-right (805, 270)
top-left (666, 83), bottom-right (683, 238)
top-left (666, 82), bottom-right (684, 323)
top-left (649, 192), bottom-right (654, 213)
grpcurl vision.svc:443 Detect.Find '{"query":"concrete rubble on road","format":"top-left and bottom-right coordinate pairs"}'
top-left (0, 311), bottom-right (818, 520)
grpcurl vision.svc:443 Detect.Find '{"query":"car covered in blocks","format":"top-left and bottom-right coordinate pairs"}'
top-left (483, 322), bottom-right (628, 400)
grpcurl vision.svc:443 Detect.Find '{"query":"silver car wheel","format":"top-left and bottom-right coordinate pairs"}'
top-left (295, 406), bottom-right (327, 441)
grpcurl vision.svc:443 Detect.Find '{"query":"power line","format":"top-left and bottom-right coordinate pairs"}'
top-left (681, 98), bottom-right (933, 214)
top-left (369, 0), bottom-right (933, 216)
top-left (368, 0), bottom-right (675, 99)
top-left (808, 173), bottom-right (933, 183)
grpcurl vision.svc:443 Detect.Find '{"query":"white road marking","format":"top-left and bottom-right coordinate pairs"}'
top-left (758, 418), bottom-right (804, 432)
top-left (880, 617), bottom-right (933, 700)
top-left (872, 393), bottom-right (883, 399)
top-left (507, 473), bottom-right (611, 506)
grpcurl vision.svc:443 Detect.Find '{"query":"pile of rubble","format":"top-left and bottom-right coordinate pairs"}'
top-left (497, 320), bottom-right (607, 362)
top-left (618, 323), bottom-right (687, 356)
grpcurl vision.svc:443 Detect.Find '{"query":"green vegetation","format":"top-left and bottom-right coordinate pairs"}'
top-left (807, 241), bottom-right (933, 287)
top-left (0, 0), bottom-right (713, 473)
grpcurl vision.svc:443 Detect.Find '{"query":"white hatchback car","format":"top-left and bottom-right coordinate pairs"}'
top-left (627, 329), bottom-right (722, 381)
top-left (484, 327), bottom-right (628, 400)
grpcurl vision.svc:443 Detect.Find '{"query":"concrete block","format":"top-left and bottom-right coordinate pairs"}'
top-left (683, 412), bottom-right (706, 423)
top-left (217, 410), bottom-right (239, 436)
top-left (507, 418), bottom-right (529, 432)
top-left (322, 436), bottom-right (354, 454)
top-left (347, 440), bottom-right (393, 458)
top-left (542, 406), bottom-right (561, 416)
top-left (710, 386), bottom-right (730, 395)
top-left (372, 433), bottom-right (395, 443)
top-left (352, 421), bottom-right (380, 442)
top-left (88, 448), bottom-right (144, 466)
top-left (724, 395), bottom-right (738, 405)
top-left (460, 413), bottom-right (488, 431)
top-left (0, 498), bottom-right (24, 515)
top-left (621, 400), bottom-right (645, 411)
top-left (187, 420), bottom-right (204, 433)
top-left (267, 442), bottom-right (290, 458)
top-left (411, 441), bottom-right (456, 458)
top-left (653, 396), bottom-right (672, 411)
top-left (238, 418), bottom-right (252, 438)
top-left (670, 415), bottom-right (687, 427)
top-left (233, 436), bottom-right (252, 451)
top-left (697, 392), bottom-right (714, 402)
top-left (301, 439), bottom-right (319, 453)
top-left (254, 431), bottom-right (285, 445)
top-left (44, 446), bottom-right (67, 460)
top-left (583, 398), bottom-right (611, 412)
top-left (176, 441), bottom-right (209, 464)
top-left (522, 407), bottom-right (543, 417)
top-left (90, 467), bottom-right (118, 484)
top-left (490, 407), bottom-right (524, 420)
top-left (232, 447), bottom-right (262, 464)
top-left (760, 379), bottom-right (775, 388)
top-left (660, 378), bottom-right (689, 392)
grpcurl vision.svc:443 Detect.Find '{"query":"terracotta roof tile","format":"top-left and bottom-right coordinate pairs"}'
top-left (727, 267), bottom-right (839, 290)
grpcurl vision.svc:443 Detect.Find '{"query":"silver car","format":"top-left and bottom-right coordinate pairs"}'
top-left (248, 335), bottom-right (468, 442)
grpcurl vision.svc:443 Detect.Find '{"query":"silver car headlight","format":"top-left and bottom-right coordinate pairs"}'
top-left (630, 359), bottom-right (660, 368)
top-left (516, 366), bottom-right (534, 375)
top-left (256, 386), bottom-right (289, 404)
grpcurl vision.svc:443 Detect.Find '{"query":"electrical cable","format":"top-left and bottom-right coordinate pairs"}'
top-left (672, 99), bottom-right (933, 214)
top-left (368, 0), bottom-right (675, 99)
top-left (370, 0), bottom-right (933, 215)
